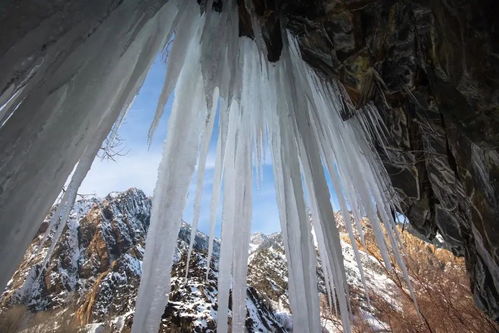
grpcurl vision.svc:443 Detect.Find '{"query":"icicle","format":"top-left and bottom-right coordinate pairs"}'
top-left (148, 1), bottom-right (194, 141)
top-left (0, 1), bottom-right (174, 290)
top-left (267, 62), bottom-right (322, 332)
top-left (131, 14), bottom-right (207, 332)
top-left (224, 105), bottom-right (254, 332)
top-left (310, 99), bottom-right (370, 301)
top-left (205, 132), bottom-right (223, 279)
top-left (229, 40), bottom-right (258, 331)
top-left (38, 153), bottom-right (91, 273)
top-left (216, 102), bottom-right (241, 333)
top-left (185, 93), bottom-right (217, 278)
top-left (284, 36), bottom-right (353, 332)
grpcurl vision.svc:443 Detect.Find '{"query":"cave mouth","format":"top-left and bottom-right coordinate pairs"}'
top-left (0, 0), bottom-right (498, 331)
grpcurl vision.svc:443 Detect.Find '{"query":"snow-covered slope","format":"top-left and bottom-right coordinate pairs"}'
top-left (247, 222), bottom-right (399, 332)
top-left (0, 189), bottom-right (283, 332)
top-left (1, 189), bottom-right (401, 332)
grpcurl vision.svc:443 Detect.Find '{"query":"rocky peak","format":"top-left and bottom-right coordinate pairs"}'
top-left (0, 189), bottom-right (284, 332)
top-left (1, 188), bottom-right (496, 332)
top-left (249, 232), bottom-right (271, 253)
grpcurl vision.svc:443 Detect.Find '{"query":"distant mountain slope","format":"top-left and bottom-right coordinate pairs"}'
top-left (246, 219), bottom-right (399, 332)
top-left (2, 189), bottom-right (493, 332)
top-left (0, 189), bottom-right (283, 332)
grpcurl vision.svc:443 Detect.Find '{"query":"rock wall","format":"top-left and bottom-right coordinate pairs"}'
top-left (241, 0), bottom-right (498, 321)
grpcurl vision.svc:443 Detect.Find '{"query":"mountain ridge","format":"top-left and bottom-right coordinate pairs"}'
top-left (2, 188), bottom-right (494, 332)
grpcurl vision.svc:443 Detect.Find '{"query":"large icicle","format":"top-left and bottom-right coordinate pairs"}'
top-left (38, 21), bottom-right (163, 272)
top-left (131, 13), bottom-right (207, 332)
top-left (0, 1), bottom-right (174, 290)
top-left (217, 102), bottom-right (254, 332)
top-left (185, 94), bottom-right (217, 278)
top-left (220, 39), bottom-right (257, 332)
top-left (216, 101), bottom-right (241, 333)
top-left (267, 58), bottom-right (323, 332)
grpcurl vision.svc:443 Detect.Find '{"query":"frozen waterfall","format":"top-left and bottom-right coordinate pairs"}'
top-left (0, 0), bottom-right (413, 332)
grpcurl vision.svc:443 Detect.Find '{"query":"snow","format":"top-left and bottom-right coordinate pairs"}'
top-left (249, 233), bottom-right (270, 257)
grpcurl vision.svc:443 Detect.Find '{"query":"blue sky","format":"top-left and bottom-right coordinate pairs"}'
top-left (79, 55), bottom-right (281, 235)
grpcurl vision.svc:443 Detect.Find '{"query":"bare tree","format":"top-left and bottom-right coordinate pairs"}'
top-left (98, 133), bottom-right (129, 161)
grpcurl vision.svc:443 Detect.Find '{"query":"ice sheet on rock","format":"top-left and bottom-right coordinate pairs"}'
top-left (0, 0), bottom-right (174, 291)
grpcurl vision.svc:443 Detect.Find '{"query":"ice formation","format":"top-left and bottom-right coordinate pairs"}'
top-left (0, 0), bottom-right (413, 332)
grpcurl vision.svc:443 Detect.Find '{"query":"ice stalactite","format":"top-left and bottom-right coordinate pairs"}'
top-left (0, 0), bottom-right (174, 291)
top-left (269, 87), bottom-right (322, 333)
top-left (206, 121), bottom-right (226, 280)
top-left (184, 98), bottom-right (216, 278)
top-left (1, 0), bottom-right (413, 332)
top-left (216, 99), bottom-right (254, 333)
top-left (131, 11), bottom-right (208, 332)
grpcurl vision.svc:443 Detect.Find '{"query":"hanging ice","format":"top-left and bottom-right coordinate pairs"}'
top-left (0, 1), bottom-right (415, 332)
top-left (0, 0), bottom-right (176, 291)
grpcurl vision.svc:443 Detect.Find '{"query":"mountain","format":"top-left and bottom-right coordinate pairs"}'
top-left (0, 189), bottom-right (283, 332)
top-left (246, 216), bottom-right (402, 332)
top-left (1, 189), bottom-right (495, 332)
top-left (0, 189), bottom-right (407, 332)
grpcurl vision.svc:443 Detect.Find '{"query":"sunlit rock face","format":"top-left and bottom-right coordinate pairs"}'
top-left (243, 0), bottom-right (498, 321)
top-left (0, 189), bottom-right (284, 332)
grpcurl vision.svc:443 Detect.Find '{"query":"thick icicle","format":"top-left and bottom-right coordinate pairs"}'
top-left (216, 101), bottom-right (241, 333)
top-left (217, 97), bottom-right (254, 332)
top-left (0, 1), bottom-right (174, 290)
top-left (185, 95), bottom-right (217, 278)
top-left (267, 60), bottom-right (322, 332)
top-left (227, 40), bottom-right (257, 332)
top-left (131, 16), bottom-right (207, 332)
top-left (38, 21), bottom-right (161, 272)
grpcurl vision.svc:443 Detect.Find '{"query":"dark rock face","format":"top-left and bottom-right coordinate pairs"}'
top-left (241, 0), bottom-right (499, 321)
